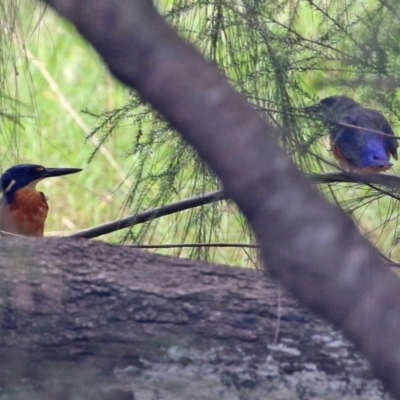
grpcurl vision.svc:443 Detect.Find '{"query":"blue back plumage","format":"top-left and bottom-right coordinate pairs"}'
top-left (331, 106), bottom-right (397, 169)
top-left (309, 95), bottom-right (398, 171)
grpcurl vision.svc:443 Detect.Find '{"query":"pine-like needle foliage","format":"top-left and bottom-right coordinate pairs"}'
top-left (86, 0), bottom-right (400, 264)
top-left (0, 0), bottom-right (41, 163)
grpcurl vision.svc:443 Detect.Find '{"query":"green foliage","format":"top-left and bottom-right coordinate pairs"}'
top-left (2, 0), bottom-right (400, 265)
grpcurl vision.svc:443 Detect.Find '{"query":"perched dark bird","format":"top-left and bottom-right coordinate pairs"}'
top-left (0, 164), bottom-right (82, 236)
top-left (307, 95), bottom-right (398, 173)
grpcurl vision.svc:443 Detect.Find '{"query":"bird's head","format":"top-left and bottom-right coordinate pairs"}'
top-left (305, 95), bottom-right (361, 120)
top-left (1, 164), bottom-right (82, 203)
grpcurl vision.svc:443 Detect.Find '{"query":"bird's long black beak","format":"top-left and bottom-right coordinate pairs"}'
top-left (304, 103), bottom-right (321, 113)
top-left (38, 167), bottom-right (82, 179)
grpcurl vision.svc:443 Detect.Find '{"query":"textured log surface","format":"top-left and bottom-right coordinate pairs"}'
top-left (0, 237), bottom-right (389, 399)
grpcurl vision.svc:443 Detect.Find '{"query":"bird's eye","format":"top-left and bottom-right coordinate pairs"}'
top-left (321, 98), bottom-right (334, 106)
top-left (26, 166), bottom-right (44, 174)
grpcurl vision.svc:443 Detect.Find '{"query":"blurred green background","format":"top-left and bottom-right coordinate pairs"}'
top-left (2, 0), bottom-right (400, 266)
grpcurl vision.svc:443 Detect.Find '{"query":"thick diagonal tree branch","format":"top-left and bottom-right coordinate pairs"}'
top-left (42, 0), bottom-right (400, 397)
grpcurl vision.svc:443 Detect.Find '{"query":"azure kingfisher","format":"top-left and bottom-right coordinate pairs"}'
top-left (0, 164), bottom-right (82, 236)
top-left (307, 95), bottom-right (398, 173)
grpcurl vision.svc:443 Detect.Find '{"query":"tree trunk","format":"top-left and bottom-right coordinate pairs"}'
top-left (0, 237), bottom-right (388, 399)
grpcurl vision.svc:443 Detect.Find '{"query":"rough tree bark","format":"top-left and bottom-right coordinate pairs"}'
top-left (0, 238), bottom-right (391, 399)
top-left (39, 0), bottom-right (400, 397)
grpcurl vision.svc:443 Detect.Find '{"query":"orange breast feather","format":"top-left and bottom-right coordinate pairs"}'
top-left (1, 187), bottom-right (48, 236)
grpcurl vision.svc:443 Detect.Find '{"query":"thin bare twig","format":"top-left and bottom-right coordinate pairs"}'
top-left (67, 190), bottom-right (225, 239)
top-left (129, 242), bottom-right (258, 249)
top-left (66, 172), bottom-right (400, 240)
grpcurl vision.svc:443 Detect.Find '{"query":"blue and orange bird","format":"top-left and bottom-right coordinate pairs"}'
top-left (0, 164), bottom-right (82, 236)
top-left (308, 95), bottom-right (399, 173)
